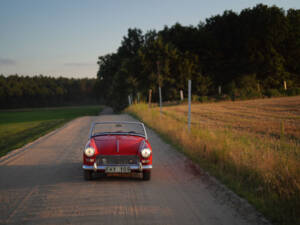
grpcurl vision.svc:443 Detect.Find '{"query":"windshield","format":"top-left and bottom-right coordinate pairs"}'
top-left (90, 122), bottom-right (147, 139)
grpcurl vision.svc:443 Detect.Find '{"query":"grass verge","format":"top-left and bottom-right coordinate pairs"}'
top-left (0, 105), bottom-right (102, 157)
top-left (126, 102), bottom-right (300, 225)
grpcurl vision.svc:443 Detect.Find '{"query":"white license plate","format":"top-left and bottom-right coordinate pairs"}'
top-left (105, 166), bottom-right (131, 173)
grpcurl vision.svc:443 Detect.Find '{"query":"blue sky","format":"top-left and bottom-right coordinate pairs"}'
top-left (0, 0), bottom-right (299, 78)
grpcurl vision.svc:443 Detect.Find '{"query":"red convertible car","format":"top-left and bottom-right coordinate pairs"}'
top-left (82, 121), bottom-right (152, 181)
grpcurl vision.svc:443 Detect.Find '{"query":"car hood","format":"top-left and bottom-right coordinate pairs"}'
top-left (93, 135), bottom-right (144, 155)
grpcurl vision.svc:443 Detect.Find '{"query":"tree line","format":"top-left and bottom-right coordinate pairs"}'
top-left (0, 75), bottom-right (97, 109)
top-left (96, 4), bottom-right (300, 111)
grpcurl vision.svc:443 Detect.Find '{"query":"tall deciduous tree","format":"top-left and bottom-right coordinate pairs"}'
top-left (96, 4), bottom-right (300, 111)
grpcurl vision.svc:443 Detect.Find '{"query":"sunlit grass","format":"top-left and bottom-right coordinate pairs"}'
top-left (126, 97), bottom-right (300, 225)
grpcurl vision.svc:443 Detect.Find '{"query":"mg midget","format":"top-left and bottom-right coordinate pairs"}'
top-left (82, 121), bottom-right (152, 181)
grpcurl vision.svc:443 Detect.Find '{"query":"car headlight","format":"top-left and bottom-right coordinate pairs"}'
top-left (141, 148), bottom-right (151, 158)
top-left (84, 147), bottom-right (95, 157)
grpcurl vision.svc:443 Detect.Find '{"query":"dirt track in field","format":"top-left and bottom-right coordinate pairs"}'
top-left (0, 108), bottom-right (270, 225)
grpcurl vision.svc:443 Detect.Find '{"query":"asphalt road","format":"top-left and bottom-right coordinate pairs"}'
top-left (0, 109), bottom-right (270, 225)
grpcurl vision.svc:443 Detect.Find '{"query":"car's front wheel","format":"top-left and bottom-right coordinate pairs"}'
top-left (142, 170), bottom-right (151, 181)
top-left (84, 170), bottom-right (93, 181)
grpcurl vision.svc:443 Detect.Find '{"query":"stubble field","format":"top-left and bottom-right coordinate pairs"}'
top-left (126, 96), bottom-right (300, 225)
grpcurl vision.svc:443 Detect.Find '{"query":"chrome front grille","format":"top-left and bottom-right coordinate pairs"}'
top-left (96, 155), bottom-right (139, 165)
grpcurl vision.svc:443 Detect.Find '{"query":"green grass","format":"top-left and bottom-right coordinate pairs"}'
top-left (0, 105), bottom-right (102, 157)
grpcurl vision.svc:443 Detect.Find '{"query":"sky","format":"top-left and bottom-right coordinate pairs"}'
top-left (0, 0), bottom-right (299, 78)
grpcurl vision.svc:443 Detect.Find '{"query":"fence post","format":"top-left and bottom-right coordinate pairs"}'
top-left (284, 80), bottom-right (287, 90)
top-left (159, 86), bottom-right (162, 115)
top-left (128, 95), bottom-right (131, 105)
top-left (180, 90), bottom-right (184, 101)
top-left (218, 85), bottom-right (222, 95)
top-left (188, 80), bottom-right (191, 132)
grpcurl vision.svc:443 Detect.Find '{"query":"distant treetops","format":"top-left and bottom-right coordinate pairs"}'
top-left (0, 75), bottom-right (97, 109)
top-left (96, 4), bottom-right (300, 111)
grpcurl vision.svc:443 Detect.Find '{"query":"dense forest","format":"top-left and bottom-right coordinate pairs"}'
top-left (96, 4), bottom-right (300, 111)
top-left (0, 75), bottom-right (97, 109)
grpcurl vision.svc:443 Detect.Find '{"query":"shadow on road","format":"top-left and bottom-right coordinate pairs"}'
top-left (0, 162), bottom-right (143, 190)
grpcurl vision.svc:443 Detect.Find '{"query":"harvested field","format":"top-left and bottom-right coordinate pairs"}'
top-left (126, 96), bottom-right (300, 225)
top-left (164, 96), bottom-right (300, 141)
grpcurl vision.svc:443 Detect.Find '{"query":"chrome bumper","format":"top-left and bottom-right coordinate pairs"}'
top-left (82, 163), bottom-right (152, 172)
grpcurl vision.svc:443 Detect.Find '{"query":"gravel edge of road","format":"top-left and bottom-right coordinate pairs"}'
top-left (186, 157), bottom-right (271, 225)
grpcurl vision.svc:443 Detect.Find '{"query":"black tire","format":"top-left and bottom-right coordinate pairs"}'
top-left (84, 170), bottom-right (93, 181)
top-left (142, 170), bottom-right (151, 181)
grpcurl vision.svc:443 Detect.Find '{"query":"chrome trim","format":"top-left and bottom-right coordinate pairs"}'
top-left (83, 165), bottom-right (94, 170)
top-left (82, 164), bottom-right (152, 171)
top-left (142, 165), bottom-right (152, 169)
top-left (89, 121), bottom-right (148, 140)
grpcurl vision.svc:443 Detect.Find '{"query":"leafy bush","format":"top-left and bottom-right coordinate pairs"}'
top-left (192, 95), bottom-right (199, 102)
top-left (287, 87), bottom-right (300, 96)
top-left (265, 89), bottom-right (282, 97)
top-left (240, 89), bottom-right (262, 99)
top-left (199, 96), bottom-right (209, 102)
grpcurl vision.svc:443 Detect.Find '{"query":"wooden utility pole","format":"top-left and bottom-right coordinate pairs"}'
top-left (218, 85), bottom-right (222, 95)
top-left (188, 80), bottom-right (192, 132)
top-left (148, 89), bottom-right (152, 108)
top-left (137, 93), bottom-right (140, 103)
top-left (157, 61), bottom-right (163, 114)
top-left (157, 61), bottom-right (161, 87)
top-left (159, 86), bottom-right (162, 114)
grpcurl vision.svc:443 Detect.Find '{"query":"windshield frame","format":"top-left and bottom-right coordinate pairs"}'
top-left (89, 121), bottom-right (148, 140)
